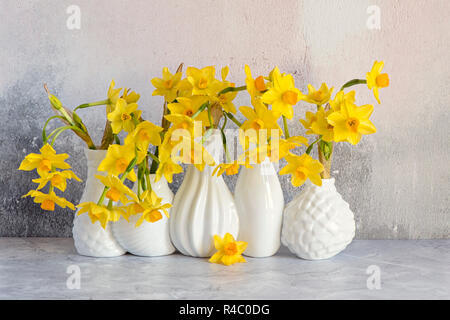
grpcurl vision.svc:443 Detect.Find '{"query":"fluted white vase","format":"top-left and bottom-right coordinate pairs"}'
top-left (112, 175), bottom-right (175, 257)
top-left (170, 129), bottom-right (239, 257)
top-left (281, 178), bottom-right (355, 260)
top-left (234, 158), bottom-right (284, 257)
top-left (72, 149), bottom-right (126, 258)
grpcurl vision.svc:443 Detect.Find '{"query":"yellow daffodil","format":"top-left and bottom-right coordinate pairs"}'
top-left (186, 66), bottom-right (220, 96)
top-left (329, 90), bottom-right (355, 112)
top-left (22, 190), bottom-right (75, 211)
top-left (209, 233), bottom-right (247, 266)
top-left (212, 161), bottom-right (242, 177)
top-left (97, 143), bottom-right (137, 181)
top-left (95, 174), bottom-right (138, 204)
top-left (77, 202), bottom-right (123, 229)
top-left (151, 67), bottom-right (183, 102)
top-left (124, 121), bottom-right (163, 163)
top-left (280, 153), bottom-right (324, 187)
top-left (175, 78), bottom-right (194, 98)
top-left (261, 67), bottom-right (302, 119)
top-left (366, 61), bottom-right (389, 104)
top-left (128, 190), bottom-right (171, 226)
top-left (274, 136), bottom-right (309, 160)
top-left (168, 96), bottom-right (210, 126)
top-left (302, 83), bottom-right (334, 106)
top-left (310, 107), bottom-right (335, 142)
top-left (239, 100), bottom-right (282, 145)
top-left (19, 144), bottom-right (71, 176)
top-left (327, 102), bottom-right (377, 145)
top-left (106, 80), bottom-right (122, 113)
top-left (244, 65), bottom-right (267, 101)
top-left (122, 88), bottom-right (140, 104)
top-left (107, 98), bottom-right (141, 134)
top-left (299, 111), bottom-right (318, 135)
top-left (173, 138), bottom-right (216, 171)
top-left (155, 154), bottom-right (183, 183)
top-left (32, 170), bottom-right (81, 192)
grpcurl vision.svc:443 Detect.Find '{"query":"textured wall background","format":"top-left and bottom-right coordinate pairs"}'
top-left (0, 0), bottom-right (449, 238)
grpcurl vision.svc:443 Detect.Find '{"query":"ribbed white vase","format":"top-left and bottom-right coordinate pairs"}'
top-left (112, 175), bottom-right (175, 257)
top-left (170, 130), bottom-right (239, 257)
top-left (234, 158), bottom-right (284, 257)
top-left (72, 149), bottom-right (126, 258)
top-left (281, 178), bottom-right (355, 260)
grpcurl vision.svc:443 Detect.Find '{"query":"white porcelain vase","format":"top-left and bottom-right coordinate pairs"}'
top-left (281, 178), bottom-right (355, 260)
top-left (170, 130), bottom-right (239, 257)
top-left (72, 149), bottom-right (126, 257)
top-left (234, 158), bottom-right (284, 257)
top-left (112, 175), bottom-right (175, 257)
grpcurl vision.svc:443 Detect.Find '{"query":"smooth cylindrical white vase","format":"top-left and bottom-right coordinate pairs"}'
top-left (281, 178), bottom-right (355, 260)
top-left (72, 149), bottom-right (126, 258)
top-left (112, 174), bottom-right (175, 257)
top-left (170, 130), bottom-right (239, 257)
top-left (234, 158), bottom-right (284, 257)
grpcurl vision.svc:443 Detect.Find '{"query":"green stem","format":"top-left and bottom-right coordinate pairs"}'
top-left (306, 136), bottom-right (322, 155)
top-left (149, 147), bottom-right (159, 174)
top-left (207, 106), bottom-right (213, 128)
top-left (218, 85), bottom-right (246, 96)
top-left (147, 152), bottom-right (160, 164)
top-left (282, 115), bottom-right (290, 138)
top-left (192, 102), bottom-right (209, 119)
top-left (50, 125), bottom-right (84, 146)
top-left (74, 99), bottom-right (110, 112)
top-left (340, 79), bottom-right (367, 92)
top-left (42, 115), bottom-right (66, 144)
top-left (225, 112), bottom-right (242, 127)
top-left (113, 134), bottom-right (121, 144)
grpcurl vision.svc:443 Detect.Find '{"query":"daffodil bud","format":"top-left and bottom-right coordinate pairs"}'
top-left (48, 94), bottom-right (63, 110)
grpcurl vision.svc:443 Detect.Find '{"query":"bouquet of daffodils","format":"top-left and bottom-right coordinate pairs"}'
top-left (18, 60), bottom-right (389, 239)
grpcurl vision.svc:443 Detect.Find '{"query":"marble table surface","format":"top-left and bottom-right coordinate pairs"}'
top-left (0, 238), bottom-right (448, 300)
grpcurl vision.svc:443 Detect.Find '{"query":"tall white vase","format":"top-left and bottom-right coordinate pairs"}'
top-left (234, 158), bottom-right (284, 257)
top-left (281, 178), bottom-right (355, 260)
top-left (72, 149), bottom-right (126, 258)
top-left (170, 130), bottom-right (239, 257)
top-left (112, 175), bottom-right (175, 257)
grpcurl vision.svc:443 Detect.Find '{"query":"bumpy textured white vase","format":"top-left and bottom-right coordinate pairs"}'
top-left (281, 178), bottom-right (355, 260)
top-left (72, 149), bottom-right (126, 258)
top-left (170, 130), bottom-right (239, 257)
top-left (234, 158), bottom-right (284, 257)
top-left (112, 175), bottom-right (175, 257)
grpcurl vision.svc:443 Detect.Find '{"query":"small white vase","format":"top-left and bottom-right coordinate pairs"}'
top-left (112, 175), bottom-right (175, 257)
top-left (72, 149), bottom-right (126, 258)
top-left (170, 129), bottom-right (239, 257)
top-left (234, 158), bottom-right (284, 257)
top-left (281, 178), bottom-right (355, 260)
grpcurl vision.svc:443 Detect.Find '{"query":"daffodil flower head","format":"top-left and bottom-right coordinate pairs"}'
top-left (209, 233), bottom-right (247, 266)
top-left (280, 153), bottom-right (324, 187)
top-left (168, 96), bottom-right (210, 125)
top-left (310, 107), bottom-right (335, 142)
top-left (186, 66), bottom-right (221, 96)
top-left (107, 98), bottom-right (141, 134)
top-left (212, 161), bottom-right (241, 177)
top-left (366, 60), bottom-right (389, 104)
top-left (95, 174), bottom-right (138, 204)
top-left (106, 80), bottom-right (122, 113)
top-left (134, 190), bottom-right (172, 227)
top-left (244, 65), bottom-right (267, 100)
top-left (77, 202), bottom-right (122, 229)
top-left (261, 66), bottom-right (303, 119)
top-left (124, 120), bottom-right (163, 163)
top-left (151, 67), bottom-right (183, 103)
top-left (22, 190), bottom-right (75, 211)
top-left (303, 83), bottom-right (334, 106)
top-left (32, 170), bottom-right (81, 192)
top-left (329, 90), bottom-right (356, 112)
top-left (18, 144), bottom-right (71, 176)
top-left (97, 143), bottom-right (137, 182)
top-left (327, 101), bottom-right (376, 145)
